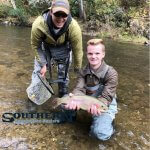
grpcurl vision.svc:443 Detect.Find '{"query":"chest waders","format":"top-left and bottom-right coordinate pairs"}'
top-left (85, 65), bottom-right (109, 98)
top-left (44, 32), bottom-right (71, 98)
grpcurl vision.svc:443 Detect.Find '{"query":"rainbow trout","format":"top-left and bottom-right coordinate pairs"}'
top-left (53, 95), bottom-right (109, 112)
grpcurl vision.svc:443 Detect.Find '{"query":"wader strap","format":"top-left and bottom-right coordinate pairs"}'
top-left (91, 84), bottom-right (104, 97)
top-left (43, 30), bottom-right (70, 84)
top-left (92, 65), bottom-right (109, 97)
top-left (99, 64), bottom-right (109, 84)
top-left (44, 44), bottom-right (53, 81)
top-left (64, 52), bottom-right (70, 81)
top-left (85, 65), bottom-right (109, 97)
top-left (41, 34), bottom-right (52, 80)
top-left (85, 84), bottom-right (99, 91)
top-left (64, 29), bottom-right (70, 81)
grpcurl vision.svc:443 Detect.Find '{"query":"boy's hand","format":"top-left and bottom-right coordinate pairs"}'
top-left (88, 104), bottom-right (101, 116)
top-left (65, 93), bottom-right (80, 110)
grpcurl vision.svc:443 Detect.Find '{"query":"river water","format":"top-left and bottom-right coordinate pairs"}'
top-left (0, 25), bottom-right (149, 150)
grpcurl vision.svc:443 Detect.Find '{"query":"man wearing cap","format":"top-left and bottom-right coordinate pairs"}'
top-left (27, 0), bottom-right (83, 113)
top-left (65, 39), bottom-right (118, 141)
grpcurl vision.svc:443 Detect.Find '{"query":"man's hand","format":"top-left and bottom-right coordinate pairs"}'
top-left (65, 93), bottom-right (80, 110)
top-left (88, 104), bottom-right (101, 116)
top-left (40, 65), bottom-right (47, 77)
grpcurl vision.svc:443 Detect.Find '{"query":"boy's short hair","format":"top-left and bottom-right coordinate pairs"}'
top-left (87, 39), bottom-right (105, 52)
top-left (87, 39), bottom-right (104, 45)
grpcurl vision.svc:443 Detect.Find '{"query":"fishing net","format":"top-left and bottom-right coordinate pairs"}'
top-left (26, 72), bottom-right (54, 105)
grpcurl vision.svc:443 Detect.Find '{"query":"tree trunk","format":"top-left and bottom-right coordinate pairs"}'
top-left (78, 0), bottom-right (86, 21)
top-left (10, 0), bottom-right (17, 10)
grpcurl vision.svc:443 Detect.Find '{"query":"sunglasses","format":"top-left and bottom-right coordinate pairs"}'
top-left (53, 12), bottom-right (68, 18)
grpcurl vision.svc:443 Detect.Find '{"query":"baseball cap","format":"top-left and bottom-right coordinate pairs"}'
top-left (51, 0), bottom-right (70, 15)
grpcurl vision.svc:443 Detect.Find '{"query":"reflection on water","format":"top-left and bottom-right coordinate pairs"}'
top-left (0, 25), bottom-right (149, 149)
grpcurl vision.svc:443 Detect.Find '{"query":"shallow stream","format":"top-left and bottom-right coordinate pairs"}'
top-left (0, 25), bottom-right (149, 150)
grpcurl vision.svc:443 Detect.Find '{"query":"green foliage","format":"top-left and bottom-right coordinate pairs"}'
top-left (8, 8), bottom-right (28, 24)
top-left (27, 0), bottom-right (51, 16)
top-left (112, 7), bottom-right (129, 28)
top-left (0, 5), bottom-right (12, 18)
top-left (85, 0), bottom-right (129, 28)
top-left (120, 0), bottom-right (147, 8)
top-left (70, 0), bottom-right (79, 17)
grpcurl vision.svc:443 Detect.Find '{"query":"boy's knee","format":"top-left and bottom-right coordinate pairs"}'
top-left (90, 114), bottom-right (115, 141)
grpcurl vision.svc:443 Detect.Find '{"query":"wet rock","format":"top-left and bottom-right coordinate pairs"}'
top-left (15, 142), bottom-right (29, 150)
top-left (122, 104), bottom-right (128, 107)
top-left (144, 41), bottom-right (150, 46)
top-left (131, 142), bottom-right (142, 150)
top-left (59, 141), bottom-right (64, 145)
top-left (118, 142), bottom-right (130, 150)
top-left (0, 138), bottom-right (28, 149)
top-left (52, 138), bottom-right (57, 142)
top-left (98, 144), bottom-right (107, 150)
top-left (140, 135), bottom-right (150, 146)
top-left (16, 73), bottom-right (26, 78)
top-left (116, 131), bottom-right (121, 136)
top-left (3, 21), bottom-right (10, 25)
top-left (127, 131), bottom-right (134, 137)
top-left (61, 131), bottom-right (66, 135)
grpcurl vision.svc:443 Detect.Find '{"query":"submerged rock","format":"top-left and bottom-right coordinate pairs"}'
top-left (0, 138), bottom-right (28, 149)
top-left (144, 41), bottom-right (150, 46)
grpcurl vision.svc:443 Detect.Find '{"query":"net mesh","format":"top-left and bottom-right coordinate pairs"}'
top-left (26, 73), bottom-right (52, 105)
